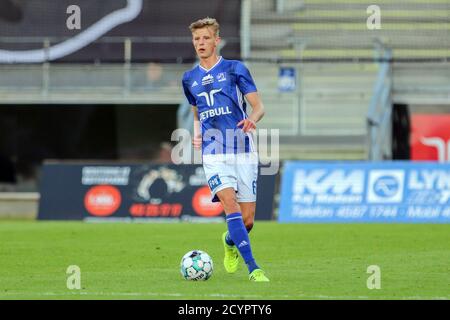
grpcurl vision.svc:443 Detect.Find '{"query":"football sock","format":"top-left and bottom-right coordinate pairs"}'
top-left (225, 232), bottom-right (235, 246)
top-left (225, 223), bottom-right (253, 246)
top-left (226, 212), bottom-right (259, 273)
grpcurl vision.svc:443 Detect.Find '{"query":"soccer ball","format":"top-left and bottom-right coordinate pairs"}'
top-left (180, 250), bottom-right (213, 281)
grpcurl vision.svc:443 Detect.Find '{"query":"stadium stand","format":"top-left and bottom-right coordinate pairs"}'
top-left (249, 0), bottom-right (450, 159)
top-left (1, 0), bottom-right (450, 201)
top-left (251, 0), bottom-right (450, 60)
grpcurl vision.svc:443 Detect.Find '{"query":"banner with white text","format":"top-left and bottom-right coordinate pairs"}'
top-left (38, 162), bottom-right (275, 221)
top-left (279, 161), bottom-right (450, 223)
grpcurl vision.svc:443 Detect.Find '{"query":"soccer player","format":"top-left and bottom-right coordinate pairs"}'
top-left (182, 17), bottom-right (269, 282)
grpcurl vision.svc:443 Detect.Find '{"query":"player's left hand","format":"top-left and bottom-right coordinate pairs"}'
top-left (237, 119), bottom-right (256, 133)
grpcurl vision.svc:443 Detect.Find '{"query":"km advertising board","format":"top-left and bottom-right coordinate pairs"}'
top-left (38, 163), bottom-right (275, 221)
top-left (279, 161), bottom-right (450, 223)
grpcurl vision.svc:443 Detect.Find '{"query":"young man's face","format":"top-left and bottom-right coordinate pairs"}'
top-left (192, 27), bottom-right (220, 59)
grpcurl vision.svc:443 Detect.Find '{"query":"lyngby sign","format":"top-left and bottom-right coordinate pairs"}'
top-left (279, 161), bottom-right (450, 223)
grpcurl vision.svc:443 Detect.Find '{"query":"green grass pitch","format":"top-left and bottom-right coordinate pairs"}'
top-left (0, 221), bottom-right (448, 300)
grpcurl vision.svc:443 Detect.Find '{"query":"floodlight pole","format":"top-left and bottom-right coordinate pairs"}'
top-left (241, 0), bottom-right (251, 60)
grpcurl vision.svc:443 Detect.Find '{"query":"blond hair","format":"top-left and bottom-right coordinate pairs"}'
top-left (189, 17), bottom-right (220, 36)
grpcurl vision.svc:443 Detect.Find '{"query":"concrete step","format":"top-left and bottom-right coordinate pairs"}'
top-left (0, 192), bottom-right (39, 219)
top-left (279, 143), bottom-right (367, 160)
top-left (253, 9), bottom-right (450, 22)
top-left (250, 48), bottom-right (450, 60)
top-left (251, 0), bottom-right (305, 13)
top-left (257, 92), bottom-right (300, 135)
top-left (252, 35), bottom-right (450, 49)
top-left (302, 0), bottom-right (449, 10)
top-left (250, 62), bottom-right (379, 73)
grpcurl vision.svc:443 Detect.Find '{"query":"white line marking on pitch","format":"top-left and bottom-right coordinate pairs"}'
top-left (0, 292), bottom-right (448, 300)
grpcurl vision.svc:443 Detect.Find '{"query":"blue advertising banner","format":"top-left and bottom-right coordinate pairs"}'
top-left (279, 161), bottom-right (450, 223)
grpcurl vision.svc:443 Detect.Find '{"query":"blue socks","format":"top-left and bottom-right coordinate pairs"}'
top-left (225, 233), bottom-right (235, 246)
top-left (226, 212), bottom-right (259, 273)
top-left (225, 224), bottom-right (252, 246)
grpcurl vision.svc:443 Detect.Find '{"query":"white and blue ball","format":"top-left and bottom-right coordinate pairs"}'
top-left (180, 250), bottom-right (213, 281)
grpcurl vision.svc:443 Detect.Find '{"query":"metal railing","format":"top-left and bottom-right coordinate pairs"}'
top-left (0, 36), bottom-right (189, 64)
top-left (366, 48), bottom-right (393, 160)
top-left (0, 62), bottom-right (187, 104)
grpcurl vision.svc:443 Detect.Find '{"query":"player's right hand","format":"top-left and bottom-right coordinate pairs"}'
top-left (192, 135), bottom-right (202, 150)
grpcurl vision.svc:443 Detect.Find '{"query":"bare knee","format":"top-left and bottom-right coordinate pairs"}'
top-left (240, 203), bottom-right (256, 232)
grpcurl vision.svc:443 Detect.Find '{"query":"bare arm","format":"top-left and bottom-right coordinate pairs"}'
top-left (192, 106), bottom-right (202, 149)
top-left (237, 92), bottom-right (266, 133)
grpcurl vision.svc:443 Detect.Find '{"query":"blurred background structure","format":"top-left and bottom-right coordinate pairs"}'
top-left (0, 0), bottom-right (450, 219)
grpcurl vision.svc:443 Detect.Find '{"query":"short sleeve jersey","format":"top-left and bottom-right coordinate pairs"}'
top-left (182, 57), bottom-right (258, 155)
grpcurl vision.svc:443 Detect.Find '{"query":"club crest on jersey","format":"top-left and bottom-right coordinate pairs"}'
top-left (216, 72), bottom-right (227, 82)
top-left (202, 74), bottom-right (214, 85)
top-left (197, 88), bottom-right (222, 107)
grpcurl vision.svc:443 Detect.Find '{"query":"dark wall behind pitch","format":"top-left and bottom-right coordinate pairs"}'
top-left (392, 104), bottom-right (410, 160)
top-left (0, 0), bottom-right (241, 62)
top-left (0, 105), bottom-right (178, 188)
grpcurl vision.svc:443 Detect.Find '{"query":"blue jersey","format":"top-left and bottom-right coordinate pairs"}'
top-left (182, 57), bottom-right (257, 155)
